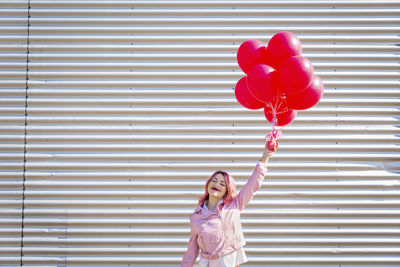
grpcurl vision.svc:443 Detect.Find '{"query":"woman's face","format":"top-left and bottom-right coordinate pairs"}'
top-left (207, 173), bottom-right (227, 200)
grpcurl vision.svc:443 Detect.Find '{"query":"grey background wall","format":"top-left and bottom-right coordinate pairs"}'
top-left (0, 0), bottom-right (399, 266)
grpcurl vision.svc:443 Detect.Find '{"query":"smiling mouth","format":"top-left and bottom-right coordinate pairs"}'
top-left (211, 187), bottom-right (220, 192)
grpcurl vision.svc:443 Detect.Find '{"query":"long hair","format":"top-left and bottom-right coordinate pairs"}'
top-left (198, 170), bottom-right (237, 207)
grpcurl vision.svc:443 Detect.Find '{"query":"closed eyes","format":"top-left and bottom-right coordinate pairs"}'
top-left (212, 179), bottom-right (226, 186)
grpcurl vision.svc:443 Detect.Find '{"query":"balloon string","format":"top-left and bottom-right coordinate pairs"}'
top-left (276, 99), bottom-right (284, 113)
top-left (265, 105), bottom-right (284, 146)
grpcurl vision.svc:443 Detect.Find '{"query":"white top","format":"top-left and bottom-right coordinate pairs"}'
top-left (198, 201), bottom-right (248, 267)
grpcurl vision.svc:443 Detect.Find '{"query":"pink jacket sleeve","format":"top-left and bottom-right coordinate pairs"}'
top-left (181, 221), bottom-right (199, 267)
top-left (233, 161), bottom-right (268, 211)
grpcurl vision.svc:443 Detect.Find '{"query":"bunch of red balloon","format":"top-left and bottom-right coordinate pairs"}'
top-left (235, 31), bottom-right (324, 151)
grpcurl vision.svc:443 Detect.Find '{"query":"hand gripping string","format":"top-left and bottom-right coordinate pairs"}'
top-left (265, 114), bottom-right (284, 147)
top-left (264, 102), bottom-right (284, 151)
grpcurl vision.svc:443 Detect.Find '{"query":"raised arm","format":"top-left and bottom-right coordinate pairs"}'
top-left (233, 143), bottom-right (275, 211)
top-left (260, 141), bottom-right (275, 164)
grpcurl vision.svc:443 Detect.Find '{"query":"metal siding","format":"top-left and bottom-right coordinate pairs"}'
top-left (0, 0), bottom-right (28, 266)
top-left (0, 0), bottom-right (399, 266)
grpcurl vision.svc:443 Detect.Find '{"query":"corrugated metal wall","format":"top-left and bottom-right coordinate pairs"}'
top-left (1, 0), bottom-right (399, 266)
top-left (0, 0), bottom-right (28, 266)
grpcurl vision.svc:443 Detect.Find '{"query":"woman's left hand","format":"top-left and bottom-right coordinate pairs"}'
top-left (265, 139), bottom-right (278, 156)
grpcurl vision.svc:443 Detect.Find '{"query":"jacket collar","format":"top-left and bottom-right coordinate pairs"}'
top-left (195, 199), bottom-right (225, 216)
top-left (203, 199), bottom-right (224, 211)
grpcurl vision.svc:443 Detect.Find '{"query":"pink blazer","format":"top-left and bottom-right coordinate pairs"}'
top-left (181, 162), bottom-right (268, 266)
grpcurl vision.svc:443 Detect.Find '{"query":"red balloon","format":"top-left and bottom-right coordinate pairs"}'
top-left (265, 31), bottom-right (302, 70)
top-left (237, 39), bottom-right (266, 74)
top-left (246, 63), bottom-right (275, 103)
top-left (280, 55), bottom-right (314, 96)
top-left (286, 75), bottom-right (324, 110)
top-left (269, 71), bottom-right (285, 99)
top-left (264, 100), bottom-right (297, 126)
top-left (234, 76), bottom-right (265, 110)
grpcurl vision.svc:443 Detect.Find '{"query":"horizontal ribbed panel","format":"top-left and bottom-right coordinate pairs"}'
top-left (0, 0), bottom-right (399, 266)
top-left (0, 1), bottom-right (27, 266)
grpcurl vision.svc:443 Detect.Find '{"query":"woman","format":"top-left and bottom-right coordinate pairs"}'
top-left (181, 141), bottom-right (276, 267)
